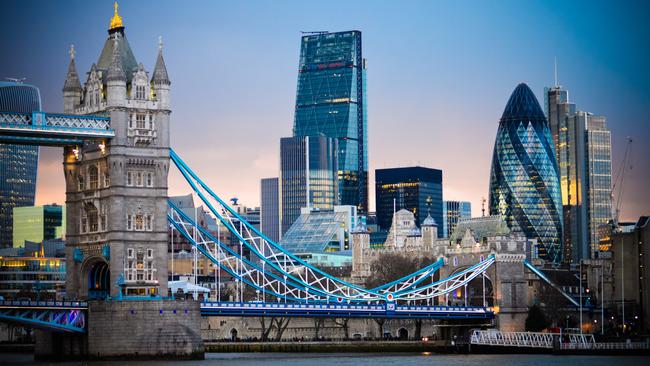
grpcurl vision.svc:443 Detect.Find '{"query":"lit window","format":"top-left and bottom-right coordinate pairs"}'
top-left (88, 166), bottom-right (99, 190)
top-left (135, 214), bottom-right (144, 231)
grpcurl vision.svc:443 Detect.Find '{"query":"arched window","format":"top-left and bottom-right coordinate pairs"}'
top-left (78, 173), bottom-right (85, 191)
top-left (88, 166), bottom-right (99, 189)
top-left (85, 203), bottom-right (99, 233)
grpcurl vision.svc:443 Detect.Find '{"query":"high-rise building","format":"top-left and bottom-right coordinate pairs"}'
top-left (545, 85), bottom-right (612, 262)
top-left (12, 204), bottom-right (65, 248)
top-left (442, 200), bottom-right (472, 238)
top-left (0, 82), bottom-right (41, 248)
top-left (375, 167), bottom-right (443, 234)
top-left (293, 31), bottom-right (368, 213)
top-left (280, 136), bottom-right (338, 234)
top-left (489, 83), bottom-right (563, 264)
top-left (260, 177), bottom-right (280, 242)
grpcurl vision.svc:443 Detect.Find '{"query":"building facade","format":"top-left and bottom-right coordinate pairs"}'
top-left (62, 6), bottom-right (171, 299)
top-left (442, 200), bottom-right (471, 238)
top-left (260, 177), bottom-right (280, 242)
top-left (545, 85), bottom-right (612, 262)
top-left (293, 31), bottom-right (368, 213)
top-left (280, 135), bottom-right (338, 234)
top-left (0, 82), bottom-right (41, 249)
top-left (489, 83), bottom-right (563, 265)
top-left (375, 166), bottom-right (443, 234)
top-left (12, 204), bottom-right (65, 248)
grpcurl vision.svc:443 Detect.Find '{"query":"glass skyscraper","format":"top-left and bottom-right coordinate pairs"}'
top-left (442, 200), bottom-right (472, 238)
top-left (12, 205), bottom-right (65, 248)
top-left (293, 31), bottom-right (368, 213)
top-left (280, 136), bottom-right (338, 234)
top-left (260, 177), bottom-right (280, 242)
top-left (375, 166), bottom-right (443, 234)
top-left (489, 83), bottom-right (563, 264)
top-left (0, 82), bottom-right (41, 248)
top-left (545, 86), bottom-right (612, 262)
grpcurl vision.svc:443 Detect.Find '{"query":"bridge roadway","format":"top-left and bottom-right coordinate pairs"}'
top-left (0, 300), bottom-right (494, 333)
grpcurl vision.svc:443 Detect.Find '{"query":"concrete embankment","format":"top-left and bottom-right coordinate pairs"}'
top-left (205, 341), bottom-right (457, 353)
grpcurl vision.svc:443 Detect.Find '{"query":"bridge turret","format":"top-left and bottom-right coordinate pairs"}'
top-left (62, 45), bottom-right (82, 113)
top-left (106, 38), bottom-right (126, 107)
top-left (151, 37), bottom-right (171, 109)
top-left (421, 213), bottom-right (438, 247)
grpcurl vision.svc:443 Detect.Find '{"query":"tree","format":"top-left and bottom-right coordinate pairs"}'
top-left (525, 305), bottom-right (548, 332)
top-left (333, 318), bottom-right (350, 340)
top-left (313, 318), bottom-right (325, 340)
top-left (272, 317), bottom-right (291, 341)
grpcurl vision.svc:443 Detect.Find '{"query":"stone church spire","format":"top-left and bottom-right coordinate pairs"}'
top-left (106, 38), bottom-right (126, 82)
top-left (63, 45), bottom-right (82, 92)
top-left (151, 36), bottom-right (170, 85)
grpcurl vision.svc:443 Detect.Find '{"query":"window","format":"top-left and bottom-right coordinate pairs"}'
top-left (135, 214), bottom-right (144, 231)
top-left (87, 207), bottom-right (98, 232)
top-left (147, 249), bottom-right (153, 258)
top-left (146, 172), bottom-right (153, 187)
top-left (80, 217), bottom-right (87, 233)
top-left (78, 174), bottom-right (84, 190)
top-left (128, 273), bottom-right (133, 281)
top-left (135, 85), bottom-right (146, 100)
top-left (128, 248), bottom-right (134, 258)
top-left (145, 214), bottom-right (153, 231)
top-left (136, 114), bottom-right (146, 129)
top-left (103, 172), bottom-right (110, 187)
top-left (126, 215), bottom-right (133, 231)
top-left (126, 171), bottom-right (133, 186)
top-left (147, 273), bottom-right (152, 281)
top-left (136, 172), bottom-right (142, 186)
top-left (88, 166), bottom-right (99, 190)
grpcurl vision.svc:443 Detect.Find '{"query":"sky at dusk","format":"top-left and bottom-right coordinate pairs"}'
top-left (1, 0), bottom-right (649, 221)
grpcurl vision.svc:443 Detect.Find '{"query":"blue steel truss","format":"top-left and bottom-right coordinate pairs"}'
top-left (0, 300), bottom-right (87, 333)
top-left (0, 111), bottom-right (113, 146)
top-left (169, 149), bottom-right (497, 305)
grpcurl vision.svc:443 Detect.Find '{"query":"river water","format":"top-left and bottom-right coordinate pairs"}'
top-left (3, 353), bottom-right (649, 365)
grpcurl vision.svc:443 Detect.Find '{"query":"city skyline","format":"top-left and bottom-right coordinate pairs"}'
top-left (1, 0), bottom-right (648, 221)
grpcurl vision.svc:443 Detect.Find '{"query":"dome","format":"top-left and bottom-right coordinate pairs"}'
top-left (421, 213), bottom-right (437, 227)
top-left (501, 83), bottom-right (546, 122)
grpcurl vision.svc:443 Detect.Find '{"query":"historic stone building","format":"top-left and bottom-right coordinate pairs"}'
top-left (62, 4), bottom-right (171, 299)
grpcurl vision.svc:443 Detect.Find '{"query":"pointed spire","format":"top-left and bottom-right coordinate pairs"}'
top-left (152, 36), bottom-right (170, 85)
top-left (63, 44), bottom-right (82, 92)
top-left (106, 37), bottom-right (126, 82)
top-left (109, 1), bottom-right (124, 31)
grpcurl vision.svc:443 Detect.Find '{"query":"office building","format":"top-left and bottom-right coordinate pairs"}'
top-left (280, 135), bottom-right (338, 234)
top-left (489, 83), bottom-right (563, 264)
top-left (442, 201), bottom-right (472, 238)
top-left (375, 166), bottom-right (443, 234)
top-left (260, 177), bottom-right (280, 242)
top-left (12, 204), bottom-right (65, 248)
top-left (545, 85), bottom-right (612, 262)
top-left (293, 31), bottom-right (368, 213)
top-left (0, 82), bottom-right (41, 248)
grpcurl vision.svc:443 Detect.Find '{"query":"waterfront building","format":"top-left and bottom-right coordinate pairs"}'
top-left (279, 205), bottom-right (357, 267)
top-left (375, 166), bottom-right (443, 234)
top-left (489, 83), bottom-right (564, 264)
top-left (260, 177), bottom-right (280, 242)
top-left (12, 205), bottom-right (65, 248)
top-left (611, 216), bottom-right (649, 332)
top-left (280, 135), bottom-right (338, 234)
top-left (0, 240), bottom-right (66, 300)
top-left (62, 4), bottom-right (171, 298)
top-left (0, 82), bottom-right (41, 249)
top-left (545, 85), bottom-right (612, 262)
top-left (293, 31), bottom-right (368, 213)
top-left (442, 200), bottom-right (472, 238)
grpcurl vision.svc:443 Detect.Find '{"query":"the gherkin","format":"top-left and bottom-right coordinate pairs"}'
top-left (489, 83), bottom-right (564, 264)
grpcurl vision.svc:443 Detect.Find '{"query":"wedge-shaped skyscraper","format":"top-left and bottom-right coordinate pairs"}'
top-left (489, 83), bottom-right (563, 264)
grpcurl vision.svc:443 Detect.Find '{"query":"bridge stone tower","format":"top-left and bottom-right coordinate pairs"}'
top-left (62, 4), bottom-right (171, 299)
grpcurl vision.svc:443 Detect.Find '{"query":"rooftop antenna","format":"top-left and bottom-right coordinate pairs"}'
top-left (554, 57), bottom-right (558, 87)
top-left (301, 31), bottom-right (329, 35)
top-left (5, 77), bottom-right (26, 84)
top-left (481, 197), bottom-right (486, 217)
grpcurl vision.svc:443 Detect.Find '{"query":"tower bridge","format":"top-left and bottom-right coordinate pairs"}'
top-left (0, 3), bottom-right (582, 360)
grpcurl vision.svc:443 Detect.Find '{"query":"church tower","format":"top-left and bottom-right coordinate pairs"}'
top-left (63, 2), bottom-right (171, 299)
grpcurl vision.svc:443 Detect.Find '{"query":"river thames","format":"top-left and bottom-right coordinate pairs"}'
top-left (3, 353), bottom-right (650, 365)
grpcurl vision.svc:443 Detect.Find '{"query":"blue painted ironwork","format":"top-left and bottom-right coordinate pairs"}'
top-left (0, 111), bottom-right (113, 146)
top-left (0, 300), bottom-right (87, 333)
top-left (524, 260), bottom-right (580, 307)
top-left (201, 301), bottom-right (494, 319)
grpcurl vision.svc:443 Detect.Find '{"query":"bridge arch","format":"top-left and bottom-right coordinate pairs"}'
top-left (397, 327), bottom-right (408, 340)
top-left (82, 257), bottom-right (110, 300)
top-left (446, 265), bottom-right (494, 307)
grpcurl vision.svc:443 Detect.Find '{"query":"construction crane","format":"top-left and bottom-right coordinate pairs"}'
top-left (611, 137), bottom-right (633, 229)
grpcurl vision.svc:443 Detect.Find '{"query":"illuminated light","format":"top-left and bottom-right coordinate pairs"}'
top-left (492, 306), bottom-right (500, 314)
top-left (72, 147), bottom-right (80, 160)
top-left (99, 142), bottom-right (106, 154)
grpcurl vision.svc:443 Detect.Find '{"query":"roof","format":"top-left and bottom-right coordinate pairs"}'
top-left (280, 210), bottom-right (348, 253)
top-left (450, 215), bottom-right (510, 241)
top-left (501, 83), bottom-right (546, 122)
top-left (96, 32), bottom-right (138, 82)
top-left (422, 213), bottom-right (437, 227)
top-left (168, 280), bottom-right (210, 294)
top-left (152, 45), bottom-right (170, 85)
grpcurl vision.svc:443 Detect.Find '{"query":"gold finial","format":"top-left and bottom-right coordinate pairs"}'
top-left (109, 1), bottom-right (123, 30)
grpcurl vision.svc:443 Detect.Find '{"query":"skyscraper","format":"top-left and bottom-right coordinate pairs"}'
top-left (375, 166), bottom-right (443, 234)
top-left (260, 177), bottom-right (280, 242)
top-left (12, 204), bottom-right (65, 248)
top-left (545, 85), bottom-right (612, 262)
top-left (293, 31), bottom-right (368, 213)
top-left (0, 82), bottom-right (41, 248)
top-left (489, 83), bottom-right (563, 264)
top-left (280, 136), bottom-right (338, 234)
top-left (442, 200), bottom-right (472, 238)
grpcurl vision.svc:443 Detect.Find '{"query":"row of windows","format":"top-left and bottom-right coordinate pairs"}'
top-left (126, 171), bottom-right (154, 187)
top-left (125, 247), bottom-right (156, 282)
top-left (126, 214), bottom-right (154, 231)
top-left (128, 113), bottom-right (155, 130)
top-left (78, 165), bottom-right (110, 191)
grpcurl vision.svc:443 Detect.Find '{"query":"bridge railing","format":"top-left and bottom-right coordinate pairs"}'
top-left (470, 330), bottom-right (596, 349)
top-left (0, 112), bottom-right (110, 131)
top-left (0, 300), bottom-right (88, 309)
